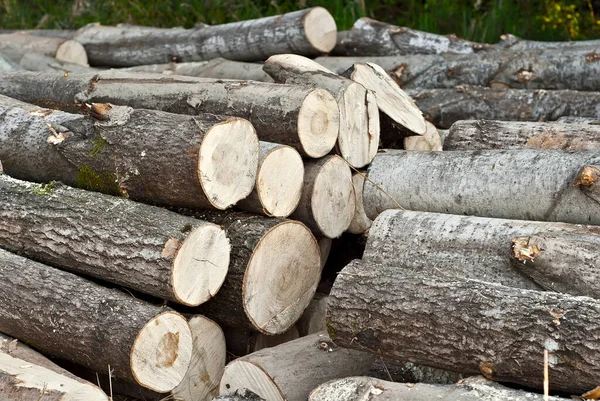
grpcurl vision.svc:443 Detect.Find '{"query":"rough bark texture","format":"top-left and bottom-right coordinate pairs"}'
top-left (0, 71), bottom-right (339, 158)
top-left (445, 119), bottom-right (600, 151)
top-left (219, 332), bottom-right (374, 401)
top-left (327, 259), bottom-right (600, 394)
top-left (73, 8), bottom-right (336, 66)
top-left (0, 174), bottom-right (228, 306)
top-left (0, 248), bottom-right (189, 387)
top-left (364, 149), bottom-right (600, 225)
top-left (406, 86), bottom-right (600, 128)
top-left (497, 34), bottom-right (600, 51)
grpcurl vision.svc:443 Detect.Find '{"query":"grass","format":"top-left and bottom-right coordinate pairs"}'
top-left (0, 0), bottom-right (598, 43)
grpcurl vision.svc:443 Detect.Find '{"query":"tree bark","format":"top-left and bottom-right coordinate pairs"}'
top-left (0, 248), bottom-right (193, 392)
top-left (291, 156), bottom-right (355, 239)
top-left (19, 52), bottom-right (101, 73)
top-left (328, 259), bottom-right (600, 394)
top-left (73, 8), bottom-right (336, 67)
top-left (406, 86), bottom-right (600, 128)
top-left (0, 33), bottom-right (87, 65)
top-left (0, 71), bottom-right (340, 158)
top-left (497, 33), bottom-right (600, 51)
top-left (219, 332), bottom-right (374, 401)
top-left (445, 119), bottom-right (600, 151)
top-left (236, 142), bottom-right (304, 218)
top-left (0, 174), bottom-right (230, 307)
top-left (364, 149), bottom-right (600, 225)
top-left (346, 173), bottom-right (372, 235)
top-left (263, 54), bottom-right (379, 168)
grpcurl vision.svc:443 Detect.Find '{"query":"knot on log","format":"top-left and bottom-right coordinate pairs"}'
top-left (511, 236), bottom-right (542, 262)
top-left (574, 165), bottom-right (600, 189)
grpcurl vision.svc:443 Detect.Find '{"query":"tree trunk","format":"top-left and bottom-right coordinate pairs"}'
top-left (0, 334), bottom-right (109, 401)
top-left (73, 8), bottom-right (336, 67)
top-left (406, 86), bottom-right (600, 128)
top-left (309, 376), bottom-right (570, 401)
top-left (236, 142), bottom-right (304, 218)
top-left (0, 71), bottom-right (340, 158)
top-left (445, 119), bottom-right (600, 151)
top-left (363, 149), bottom-right (600, 225)
top-left (263, 54), bottom-right (379, 168)
top-left (219, 332), bottom-right (374, 401)
top-left (296, 293), bottom-right (328, 336)
top-left (0, 174), bottom-right (230, 307)
top-left (327, 259), bottom-right (600, 394)
top-left (0, 94), bottom-right (260, 210)
top-left (0, 249), bottom-right (193, 392)
top-left (19, 52), bottom-right (101, 73)
top-left (291, 156), bottom-right (355, 239)
top-left (0, 33), bottom-right (87, 65)
top-left (346, 173), bottom-right (372, 235)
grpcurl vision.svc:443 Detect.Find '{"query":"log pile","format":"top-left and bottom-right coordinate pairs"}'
top-left (1, 9), bottom-right (600, 401)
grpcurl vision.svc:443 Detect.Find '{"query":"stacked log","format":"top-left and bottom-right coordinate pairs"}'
top-left (0, 32), bottom-right (88, 66)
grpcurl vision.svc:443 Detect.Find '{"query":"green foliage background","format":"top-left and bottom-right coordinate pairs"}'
top-left (1, 0), bottom-right (599, 43)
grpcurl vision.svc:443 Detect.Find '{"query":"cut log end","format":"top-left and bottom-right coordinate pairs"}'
top-left (303, 7), bottom-right (338, 53)
top-left (244, 221), bottom-right (321, 335)
top-left (404, 121), bottom-right (443, 151)
top-left (199, 118), bottom-right (259, 209)
top-left (173, 223), bottom-right (231, 306)
top-left (337, 82), bottom-right (373, 168)
top-left (130, 311), bottom-right (193, 393)
top-left (220, 360), bottom-right (283, 401)
top-left (347, 173), bottom-right (372, 234)
top-left (55, 39), bottom-right (88, 66)
top-left (297, 88), bottom-right (340, 158)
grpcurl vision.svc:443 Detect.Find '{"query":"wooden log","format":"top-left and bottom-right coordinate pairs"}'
top-left (0, 334), bottom-right (109, 401)
top-left (296, 293), bottom-right (328, 336)
top-left (291, 155), bottom-right (355, 238)
top-left (0, 174), bottom-right (230, 306)
top-left (0, 94), bottom-right (260, 210)
top-left (403, 121), bottom-right (442, 151)
top-left (0, 54), bottom-right (22, 72)
top-left (219, 332), bottom-right (374, 401)
top-left (364, 209), bottom-right (600, 295)
top-left (309, 376), bottom-right (569, 401)
top-left (0, 71), bottom-right (340, 158)
top-left (445, 119), bottom-right (600, 151)
top-left (0, 248), bottom-right (193, 392)
top-left (406, 86), bottom-right (600, 128)
top-left (497, 33), bottom-right (600, 51)
top-left (363, 149), bottom-right (600, 224)
top-left (214, 389), bottom-right (265, 401)
top-left (346, 173), bottom-right (372, 235)
top-left (73, 8), bottom-right (337, 67)
top-left (236, 142), bottom-right (304, 218)
top-left (327, 259), bottom-right (600, 394)
top-left (0, 32), bottom-right (87, 65)
top-left (263, 54), bottom-right (379, 168)
top-left (19, 52), bottom-right (101, 73)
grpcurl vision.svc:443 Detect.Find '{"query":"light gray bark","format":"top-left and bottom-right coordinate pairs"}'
top-left (364, 149), bottom-right (600, 225)
top-left (19, 52), bottom-right (101, 73)
top-left (497, 33), bottom-right (600, 51)
top-left (0, 54), bottom-right (22, 72)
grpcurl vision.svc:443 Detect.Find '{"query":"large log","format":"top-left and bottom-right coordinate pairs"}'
top-left (0, 94), bottom-right (259, 210)
top-left (327, 259), bottom-right (600, 394)
top-left (0, 248), bottom-right (193, 392)
top-left (263, 54), bottom-right (379, 168)
top-left (219, 332), bottom-right (374, 401)
top-left (363, 149), bottom-right (600, 224)
top-left (73, 8), bottom-right (336, 67)
top-left (0, 32), bottom-right (87, 65)
top-left (445, 119), bottom-right (600, 151)
top-left (0, 174), bottom-right (230, 306)
top-left (0, 71), bottom-right (340, 158)
top-left (406, 86), bottom-right (600, 128)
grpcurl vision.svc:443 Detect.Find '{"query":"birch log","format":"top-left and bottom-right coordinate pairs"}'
top-left (364, 149), bottom-right (600, 224)
top-left (0, 33), bottom-right (87, 65)
top-left (327, 259), bottom-right (600, 394)
top-left (236, 142), bottom-right (304, 218)
top-left (291, 155), bottom-right (355, 238)
top-left (0, 249), bottom-right (193, 392)
top-left (0, 174), bottom-right (230, 306)
top-left (406, 86), bottom-right (600, 128)
top-left (497, 33), bottom-right (600, 51)
top-left (219, 332), bottom-right (374, 401)
top-left (0, 71), bottom-right (340, 158)
top-left (263, 54), bottom-right (379, 168)
top-left (73, 8), bottom-right (336, 67)
top-left (346, 173), bottom-right (372, 235)
top-left (445, 120), bottom-right (600, 150)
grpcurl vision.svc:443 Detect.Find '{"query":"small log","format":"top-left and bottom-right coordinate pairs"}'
top-left (0, 94), bottom-right (259, 210)
top-left (73, 8), bottom-right (336, 67)
top-left (445, 119), bottom-right (600, 150)
top-left (406, 86), bottom-right (600, 128)
top-left (497, 33), bottom-right (600, 51)
top-left (327, 259), bottom-right (600, 394)
top-left (219, 332), bottom-right (374, 401)
top-left (236, 142), bottom-right (304, 218)
top-left (309, 376), bottom-right (569, 401)
top-left (263, 54), bottom-right (379, 168)
top-left (291, 155), bottom-right (355, 239)
top-left (0, 32), bottom-right (87, 65)
top-left (0, 71), bottom-right (340, 158)
top-left (296, 293), bottom-right (328, 336)
top-left (19, 52), bottom-right (101, 73)
top-left (0, 248), bottom-right (193, 392)
top-left (403, 121), bottom-right (442, 151)
top-left (346, 173), bottom-right (372, 235)
top-left (0, 174), bottom-right (230, 306)
top-left (214, 389), bottom-right (265, 401)
top-left (363, 149), bottom-right (600, 224)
